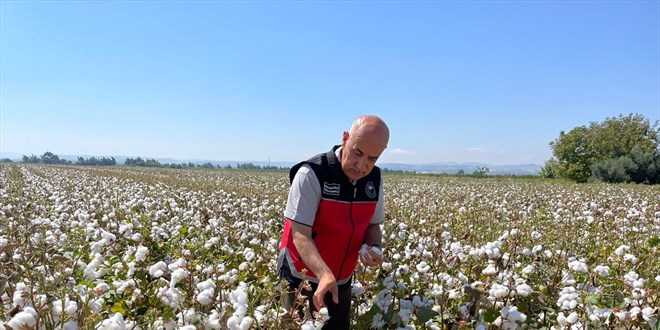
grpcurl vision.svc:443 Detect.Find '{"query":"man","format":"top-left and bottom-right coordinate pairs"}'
top-left (277, 115), bottom-right (389, 329)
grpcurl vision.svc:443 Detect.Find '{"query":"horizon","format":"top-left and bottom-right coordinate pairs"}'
top-left (0, 150), bottom-right (542, 167)
top-left (1, 1), bottom-right (659, 166)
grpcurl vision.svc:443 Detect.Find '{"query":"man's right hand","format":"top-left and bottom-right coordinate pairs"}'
top-left (314, 272), bottom-right (339, 310)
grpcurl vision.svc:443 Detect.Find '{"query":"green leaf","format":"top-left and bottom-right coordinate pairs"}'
top-left (136, 306), bottom-right (148, 316)
top-left (585, 294), bottom-right (601, 306)
top-left (110, 302), bottom-right (126, 314)
top-left (483, 308), bottom-right (499, 323)
top-left (367, 304), bottom-right (380, 317)
top-left (416, 307), bottom-right (439, 323)
top-left (162, 307), bottom-right (175, 319)
top-left (648, 237), bottom-right (660, 248)
top-left (383, 308), bottom-right (395, 322)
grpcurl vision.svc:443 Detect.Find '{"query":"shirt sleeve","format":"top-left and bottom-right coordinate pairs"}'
top-left (370, 176), bottom-right (385, 224)
top-left (284, 164), bottom-right (321, 226)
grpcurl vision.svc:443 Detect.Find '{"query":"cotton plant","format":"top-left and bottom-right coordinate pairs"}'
top-left (1, 164), bottom-right (658, 329)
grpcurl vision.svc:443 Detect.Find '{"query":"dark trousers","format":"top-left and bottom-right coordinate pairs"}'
top-left (282, 280), bottom-right (352, 330)
top-left (280, 264), bottom-right (352, 329)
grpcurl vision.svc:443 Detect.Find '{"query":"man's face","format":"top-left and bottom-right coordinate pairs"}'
top-left (340, 131), bottom-right (387, 181)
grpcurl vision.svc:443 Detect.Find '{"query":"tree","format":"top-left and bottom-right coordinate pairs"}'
top-left (549, 113), bottom-right (660, 183)
top-left (41, 151), bottom-right (60, 164)
top-left (539, 158), bottom-right (557, 178)
top-left (550, 126), bottom-right (592, 182)
top-left (591, 145), bottom-right (659, 184)
top-left (21, 154), bottom-right (40, 163)
top-left (472, 166), bottom-right (489, 177)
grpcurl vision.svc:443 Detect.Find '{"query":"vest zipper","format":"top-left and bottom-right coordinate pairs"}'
top-left (337, 186), bottom-right (356, 281)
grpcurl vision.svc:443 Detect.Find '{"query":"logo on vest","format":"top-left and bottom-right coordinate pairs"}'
top-left (323, 182), bottom-right (340, 196)
top-left (365, 181), bottom-right (377, 198)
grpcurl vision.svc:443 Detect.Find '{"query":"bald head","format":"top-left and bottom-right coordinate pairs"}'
top-left (349, 115), bottom-right (390, 147)
top-left (340, 115), bottom-right (389, 181)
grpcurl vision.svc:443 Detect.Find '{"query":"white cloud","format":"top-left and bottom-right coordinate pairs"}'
top-left (467, 147), bottom-right (486, 153)
top-left (389, 148), bottom-right (415, 155)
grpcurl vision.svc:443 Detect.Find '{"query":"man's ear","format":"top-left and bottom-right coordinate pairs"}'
top-left (342, 131), bottom-right (349, 145)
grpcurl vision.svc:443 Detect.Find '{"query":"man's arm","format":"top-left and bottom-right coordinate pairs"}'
top-left (361, 176), bottom-right (385, 267)
top-left (290, 221), bottom-right (339, 310)
top-left (363, 223), bottom-right (382, 247)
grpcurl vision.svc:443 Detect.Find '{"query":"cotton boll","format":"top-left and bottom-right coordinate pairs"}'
top-left (623, 254), bottom-right (638, 264)
top-left (641, 307), bottom-right (657, 327)
top-left (301, 320), bottom-right (321, 330)
top-left (95, 282), bottom-right (110, 296)
top-left (503, 306), bottom-right (527, 323)
top-left (482, 262), bottom-right (498, 275)
top-left (557, 312), bottom-right (568, 326)
top-left (58, 320), bottom-right (78, 330)
top-left (96, 313), bottom-right (126, 330)
top-left (196, 279), bottom-right (217, 291)
top-left (197, 289), bottom-right (214, 305)
top-left (170, 268), bottom-right (189, 287)
top-left (615, 245), bottom-right (629, 256)
top-left (489, 283), bottom-right (510, 299)
top-left (416, 261), bottom-right (431, 273)
top-left (135, 245), bottom-right (148, 262)
top-left (514, 283), bottom-right (532, 297)
top-left (593, 265), bottom-right (610, 277)
top-left (148, 261), bottom-right (167, 278)
top-left (568, 259), bottom-right (588, 273)
top-left (12, 283), bottom-right (30, 306)
top-left (359, 244), bottom-right (370, 260)
top-left (566, 312), bottom-right (579, 324)
top-left (351, 282), bottom-right (365, 296)
top-left (7, 307), bottom-right (37, 330)
top-left (227, 315), bottom-right (242, 330)
top-left (242, 247), bottom-right (255, 261)
top-left (89, 297), bottom-right (104, 312)
top-left (205, 318), bottom-right (221, 330)
top-left (238, 316), bottom-right (254, 330)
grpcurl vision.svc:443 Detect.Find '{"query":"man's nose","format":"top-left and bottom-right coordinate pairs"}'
top-left (356, 157), bottom-right (367, 171)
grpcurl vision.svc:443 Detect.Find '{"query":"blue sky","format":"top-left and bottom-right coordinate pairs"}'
top-left (1, 1), bottom-right (658, 165)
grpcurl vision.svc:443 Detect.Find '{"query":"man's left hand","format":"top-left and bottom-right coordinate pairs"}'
top-left (360, 245), bottom-right (383, 267)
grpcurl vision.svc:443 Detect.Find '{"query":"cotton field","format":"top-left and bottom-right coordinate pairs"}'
top-left (0, 164), bottom-right (658, 330)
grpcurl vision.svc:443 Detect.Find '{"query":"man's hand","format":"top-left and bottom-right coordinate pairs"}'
top-left (359, 244), bottom-right (383, 267)
top-left (313, 272), bottom-right (338, 310)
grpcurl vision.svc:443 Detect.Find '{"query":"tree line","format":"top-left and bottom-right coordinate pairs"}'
top-left (11, 153), bottom-right (290, 170)
top-left (17, 152), bottom-right (117, 166)
top-left (8, 153), bottom-right (415, 174)
top-left (541, 113), bottom-right (659, 184)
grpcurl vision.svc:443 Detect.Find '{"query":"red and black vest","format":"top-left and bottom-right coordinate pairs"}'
top-left (279, 145), bottom-right (381, 285)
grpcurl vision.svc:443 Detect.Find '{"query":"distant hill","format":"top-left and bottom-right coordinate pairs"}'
top-left (0, 152), bottom-right (23, 160)
top-left (0, 152), bottom-right (541, 175)
top-left (378, 162), bottom-right (541, 175)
